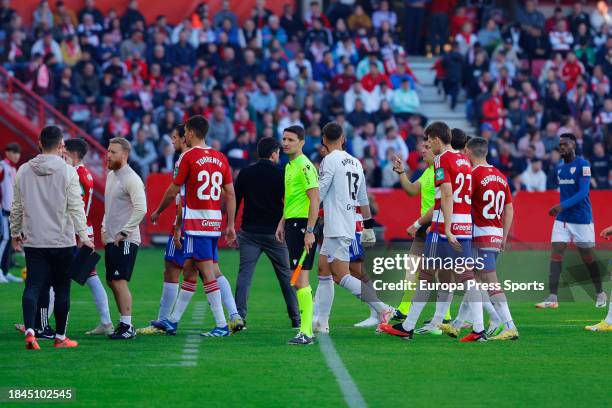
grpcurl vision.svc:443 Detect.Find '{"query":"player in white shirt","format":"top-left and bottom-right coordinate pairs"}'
top-left (313, 123), bottom-right (394, 334)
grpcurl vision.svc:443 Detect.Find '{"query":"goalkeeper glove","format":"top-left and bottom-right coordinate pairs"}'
top-left (362, 218), bottom-right (376, 247)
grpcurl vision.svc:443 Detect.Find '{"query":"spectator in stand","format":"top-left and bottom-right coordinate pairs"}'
top-left (404, 0), bottom-right (427, 55)
top-left (31, 31), bottom-right (62, 64)
top-left (103, 107), bottom-right (130, 146)
top-left (427, 0), bottom-right (455, 56)
top-left (77, 12), bottom-right (103, 47)
top-left (455, 22), bottom-right (478, 57)
top-left (33, 0), bottom-right (54, 30)
top-left (518, 0), bottom-right (545, 31)
top-left (303, 1), bottom-right (331, 29)
top-left (591, 142), bottom-right (610, 189)
top-left (208, 105), bottom-right (235, 149)
top-left (478, 18), bottom-right (502, 55)
top-left (520, 158), bottom-right (547, 192)
top-left (78, 0), bottom-right (103, 25)
top-left (74, 61), bottom-right (100, 106)
top-left (372, 1), bottom-right (397, 31)
top-left (391, 78), bottom-right (421, 120)
top-left (378, 126), bottom-right (408, 164)
top-left (131, 128), bottom-right (158, 180)
top-left (347, 4), bottom-right (371, 32)
top-left (481, 82), bottom-right (506, 134)
top-left (442, 42), bottom-right (463, 110)
top-left (520, 25), bottom-right (551, 63)
top-left (60, 34), bottom-right (82, 67)
top-left (568, 2), bottom-right (591, 37)
top-left (591, 0), bottom-right (612, 32)
top-left (545, 7), bottom-right (567, 33)
top-left (361, 62), bottom-right (392, 93)
top-left (549, 20), bottom-right (574, 54)
top-left (546, 147), bottom-right (563, 189)
top-left (214, 0), bottom-right (238, 29)
top-left (518, 128), bottom-right (546, 159)
top-left (121, 0), bottom-right (145, 33)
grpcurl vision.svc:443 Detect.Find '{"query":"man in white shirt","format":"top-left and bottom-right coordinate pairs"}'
top-left (520, 159), bottom-right (547, 191)
top-left (313, 122), bottom-right (394, 334)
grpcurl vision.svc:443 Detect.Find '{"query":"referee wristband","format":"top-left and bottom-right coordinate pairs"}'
top-left (306, 226), bottom-right (314, 233)
top-left (413, 220), bottom-right (422, 229)
top-left (363, 218), bottom-right (374, 229)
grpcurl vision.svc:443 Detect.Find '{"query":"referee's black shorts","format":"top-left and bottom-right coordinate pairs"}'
top-left (285, 218), bottom-right (316, 271)
top-left (409, 223), bottom-right (430, 257)
top-left (105, 241), bottom-right (138, 281)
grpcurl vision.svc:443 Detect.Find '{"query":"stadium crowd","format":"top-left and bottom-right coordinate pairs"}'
top-left (0, 0), bottom-right (611, 190)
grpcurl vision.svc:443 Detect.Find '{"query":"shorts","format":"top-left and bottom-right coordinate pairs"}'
top-left (551, 220), bottom-right (595, 248)
top-left (424, 232), bottom-right (472, 261)
top-left (285, 218), bottom-right (316, 271)
top-left (409, 223), bottom-right (430, 256)
top-left (184, 235), bottom-right (219, 262)
top-left (321, 237), bottom-right (353, 263)
top-left (105, 242), bottom-right (139, 281)
top-left (473, 248), bottom-right (498, 273)
top-left (349, 233), bottom-right (364, 262)
top-left (164, 236), bottom-right (185, 267)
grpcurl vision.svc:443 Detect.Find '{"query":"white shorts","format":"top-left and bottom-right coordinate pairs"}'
top-left (551, 220), bottom-right (595, 248)
top-left (320, 237), bottom-right (353, 262)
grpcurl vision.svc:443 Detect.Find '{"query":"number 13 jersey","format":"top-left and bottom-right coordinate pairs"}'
top-left (318, 150), bottom-right (368, 240)
top-left (471, 164), bottom-right (512, 251)
top-left (173, 146), bottom-right (233, 237)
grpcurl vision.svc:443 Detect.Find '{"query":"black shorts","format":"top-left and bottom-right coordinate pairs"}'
top-left (285, 218), bottom-right (316, 271)
top-left (105, 242), bottom-right (139, 281)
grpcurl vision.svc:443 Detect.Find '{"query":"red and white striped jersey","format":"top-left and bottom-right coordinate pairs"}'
top-left (173, 146), bottom-right (232, 237)
top-left (432, 150), bottom-right (472, 238)
top-left (75, 163), bottom-right (94, 238)
top-left (471, 164), bottom-right (512, 251)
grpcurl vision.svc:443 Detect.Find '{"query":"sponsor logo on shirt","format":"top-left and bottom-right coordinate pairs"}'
top-left (570, 167), bottom-right (576, 174)
top-left (582, 166), bottom-right (591, 176)
top-left (435, 168), bottom-right (445, 181)
top-left (201, 220), bottom-right (222, 228)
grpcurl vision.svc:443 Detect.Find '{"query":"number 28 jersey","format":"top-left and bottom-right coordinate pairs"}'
top-left (173, 146), bottom-right (232, 237)
top-left (471, 164), bottom-right (512, 251)
top-left (432, 150), bottom-right (472, 238)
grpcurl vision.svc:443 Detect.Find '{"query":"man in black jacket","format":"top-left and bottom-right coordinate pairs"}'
top-left (234, 137), bottom-right (300, 328)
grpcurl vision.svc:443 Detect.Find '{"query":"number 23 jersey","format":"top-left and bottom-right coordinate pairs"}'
top-left (432, 150), bottom-right (472, 238)
top-left (173, 146), bottom-right (233, 237)
top-left (318, 150), bottom-right (368, 239)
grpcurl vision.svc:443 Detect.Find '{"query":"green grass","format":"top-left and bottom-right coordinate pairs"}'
top-left (0, 249), bottom-right (610, 407)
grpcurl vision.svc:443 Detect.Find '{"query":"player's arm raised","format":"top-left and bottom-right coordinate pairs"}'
top-left (223, 182), bottom-right (237, 245)
top-left (393, 155), bottom-right (421, 196)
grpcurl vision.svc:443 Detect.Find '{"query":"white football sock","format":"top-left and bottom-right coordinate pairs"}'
top-left (431, 291), bottom-right (453, 326)
top-left (169, 280), bottom-right (196, 323)
top-left (204, 280), bottom-right (227, 327)
top-left (119, 315), bottom-right (132, 326)
top-left (55, 333), bottom-right (66, 340)
top-left (158, 281), bottom-right (179, 321)
top-left (401, 287), bottom-right (431, 331)
top-left (86, 275), bottom-right (112, 325)
top-left (465, 282), bottom-right (484, 333)
top-left (339, 274), bottom-right (386, 314)
top-left (490, 292), bottom-right (516, 330)
top-left (452, 298), bottom-right (471, 329)
top-left (482, 290), bottom-right (501, 324)
top-left (369, 304), bottom-right (378, 319)
top-left (48, 287), bottom-right (55, 317)
top-left (606, 290), bottom-right (612, 324)
top-left (216, 275), bottom-right (239, 318)
top-left (316, 276), bottom-right (334, 326)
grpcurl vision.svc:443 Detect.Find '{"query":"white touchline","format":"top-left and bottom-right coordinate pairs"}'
top-left (318, 334), bottom-right (367, 408)
top-left (179, 301), bottom-right (207, 367)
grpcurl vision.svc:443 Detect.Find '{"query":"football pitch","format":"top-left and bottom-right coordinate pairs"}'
top-left (1, 248), bottom-right (610, 407)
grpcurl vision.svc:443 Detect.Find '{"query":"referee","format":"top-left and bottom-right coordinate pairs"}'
top-left (234, 137), bottom-right (300, 328)
top-left (276, 126), bottom-right (319, 345)
top-left (391, 133), bottom-right (438, 321)
top-left (103, 138), bottom-right (147, 340)
top-left (10, 126), bottom-right (93, 349)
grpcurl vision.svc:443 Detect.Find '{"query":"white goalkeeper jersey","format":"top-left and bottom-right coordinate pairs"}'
top-left (319, 149), bottom-right (368, 239)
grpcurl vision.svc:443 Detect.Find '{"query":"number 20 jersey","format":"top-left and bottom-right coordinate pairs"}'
top-left (432, 150), bottom-right (472, 238)
top-left (173, 146), bottom-right (233, 237)
top-left (471, 164), bottom-right (512, 251)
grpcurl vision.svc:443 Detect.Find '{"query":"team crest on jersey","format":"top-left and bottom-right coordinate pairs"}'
top-left (570, 167), bottom-right (576, 174)
top-left (435, 168), bottom-right (445, 181)
top-left (582, 166), bottom-right (591, 176)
